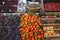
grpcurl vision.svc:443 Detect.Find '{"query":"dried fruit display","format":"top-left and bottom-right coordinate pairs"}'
top-left (44, 26), bottom-right (56, 37)
top-left (44, 31), bottom-right (56, 37)
top-left (27, 4), bottom-right (41, 13)
top-left (44, 3), bottom-right (60, 11)
top-left (43, 26), bottom-right (54, 31)
top-left (0, 15), bottom-right (20, 40)
top-left (20, 13), bottom-right (44, 40)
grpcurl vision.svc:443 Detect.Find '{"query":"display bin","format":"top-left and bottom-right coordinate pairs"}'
top-left (19, 13), bottom-right (44, 40)
top-left (43, 0), bottom-right (60, 12)
top-left (0, 13), bottom-right (44, 40)
top-left (43, 1), bottom-right (60, 40)
top-left (42, 17), bottom-right (60, 40)
top-left (0, 13), bottom-right (20, 40)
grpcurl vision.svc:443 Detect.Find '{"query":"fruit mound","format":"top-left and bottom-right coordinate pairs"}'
top-left (20, 13), bottom-right (44, 40)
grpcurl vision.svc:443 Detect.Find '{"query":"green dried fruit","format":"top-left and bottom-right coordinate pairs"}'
top-left (20, 24), bottom-right (24, 28)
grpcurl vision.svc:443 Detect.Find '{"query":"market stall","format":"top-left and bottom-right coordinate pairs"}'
top-left (0, 0), bottom-right (60, 40)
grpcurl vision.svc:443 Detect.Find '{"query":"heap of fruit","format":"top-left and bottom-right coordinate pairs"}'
top-left (43, 26), bottom-right (54, 31)
top-left (19, 13), bottom-right (44, 40)
top-left (0, 15), bottom-right (20, 40)
top-left (44, 26), bottom-right (56, 37)
top-left (44, 31), bottom-right (56, 37)
top-left (44, 3), bottom-right (60, 11)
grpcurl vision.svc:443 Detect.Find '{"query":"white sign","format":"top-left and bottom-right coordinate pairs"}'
top-left (17, 0), bottom-right (26, 12)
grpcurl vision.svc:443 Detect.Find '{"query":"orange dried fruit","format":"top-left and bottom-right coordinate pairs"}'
top-left (38, 35), bottom-right (41, 38)
top-left (20, 28), bottom-right (24, 31)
